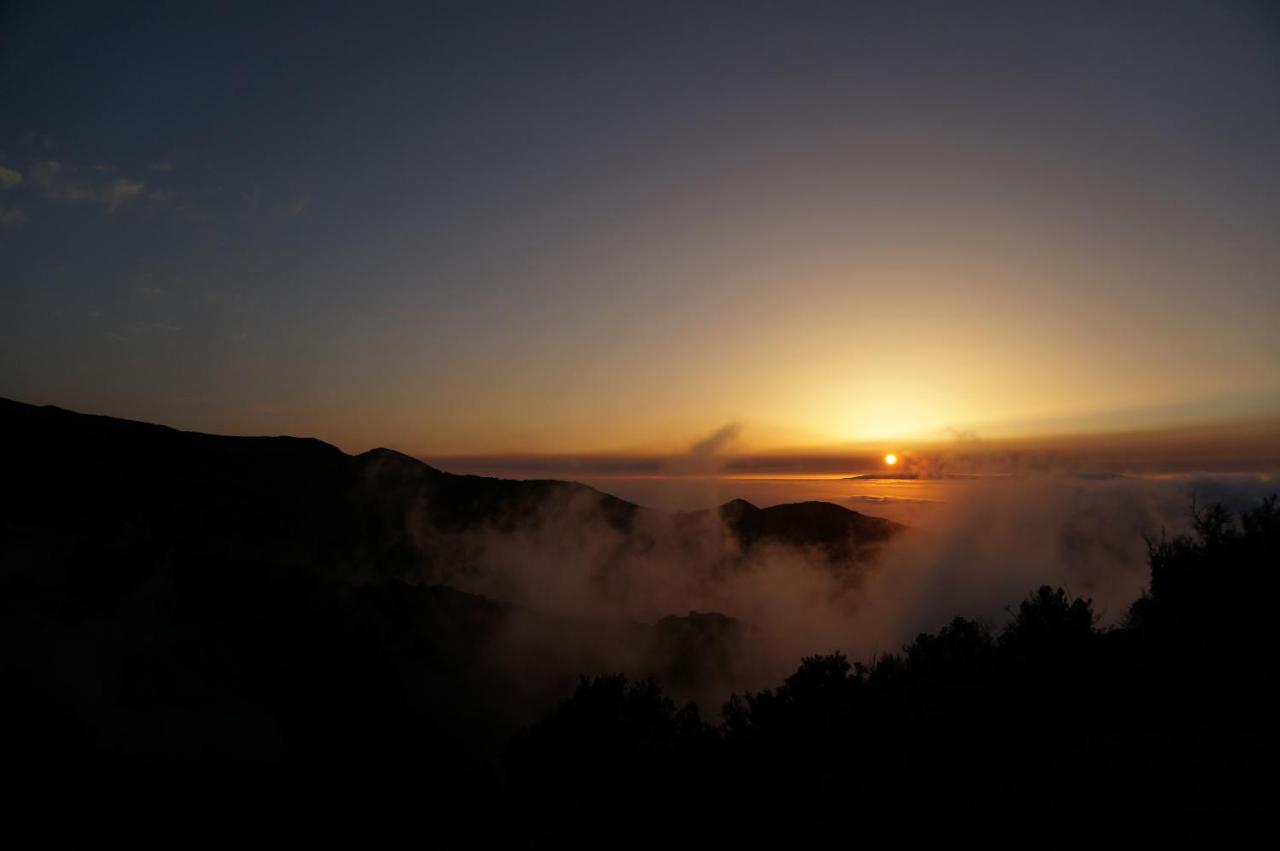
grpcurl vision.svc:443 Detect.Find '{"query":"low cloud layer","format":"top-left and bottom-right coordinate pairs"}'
top-left (397, 464), bottom-right (1277, 709)
top-left (435, 417), bottom-right (1280, 483)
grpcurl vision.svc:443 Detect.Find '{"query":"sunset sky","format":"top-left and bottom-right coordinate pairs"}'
top-left (2, 1), bottom-right (1278, 468)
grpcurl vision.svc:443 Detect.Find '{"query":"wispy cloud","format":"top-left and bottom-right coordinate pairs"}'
top-left (281, 194), bottom-right (310, 217)
top-left (98, 317), bottom-right (184, 342)
top-left (101, 178), bottom-right (146, 212)
top-left (0, 206), bottom-right (26, 227)
top-left (944, 426), bottom-right (980, 443)
top-left (688, 423), bottom-right (741, 459)
top-left (202, 288), bottom-right (257, 313)
top-left (661, 423), bottom-right (743, 477)
top-left (30, 160), bottom-right (97, 202)
top-left (29, 160), bottom-right (159, 213)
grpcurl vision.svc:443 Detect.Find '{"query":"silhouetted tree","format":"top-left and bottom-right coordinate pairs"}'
top-left (504, 675), bottom-right (712, 845)
top-left (509, 494), bottom-right (1280, 836)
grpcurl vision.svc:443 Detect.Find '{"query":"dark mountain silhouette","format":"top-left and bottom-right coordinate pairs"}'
top-left (711, 497), bottom-right (899, 558)
top-left (0, 397), bottom-right (896, 840)
top-left (16, 396), bottom-right (1271, 841)
top-left (1, 398), bottom-right (896, 585)
top-left (1, 397), bottom-right (643, 584)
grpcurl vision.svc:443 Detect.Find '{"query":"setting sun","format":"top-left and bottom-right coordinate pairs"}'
top-left (884, 453), bottom-right (897, 466)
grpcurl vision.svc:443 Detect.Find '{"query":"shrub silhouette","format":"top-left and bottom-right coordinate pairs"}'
top-left (504, 675), bottom-right (712, 844)
top-left (507, 496), bottom-right (1280, 841)
top-left (1002, 586), bottom-right (1095, 657)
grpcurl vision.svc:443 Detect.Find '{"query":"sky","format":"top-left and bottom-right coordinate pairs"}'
top-left (2, 1), bottom-right (1279, 468)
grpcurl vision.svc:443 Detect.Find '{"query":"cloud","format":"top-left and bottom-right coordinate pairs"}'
top-left (392, 467), bottom-right (1280, 710)
top-left (101, 177), bottom-right (146, 212)
top-left (282, 195), bottom-right (310, 217)
top-left (29, 160), bottom-right (159, 212)
top-left (847, 495), bottom-right (941, 505)
top-left (0, 206), bottom-right (26, 227)
top-left (689, 423), bottom-right (741, 458)
top-left (344, 420), bottom-right (1280, 712)
top-left (202, 288), bottom-right (257, 313)
top-left (30, 160), bottom-right (97, 202)
top-left (661, 422), bottom-right (742, 480)
top-left (0, 166), bottom-right (22, 189)
top-left (944, 426), bottom-right (980, 442)
top-left (98, 317), bottom-right (184, 342)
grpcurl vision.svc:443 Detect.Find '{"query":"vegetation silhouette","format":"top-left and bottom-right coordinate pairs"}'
top-left (3, 399), bottom-right (1276, 842)
top-left (506, 497), bottom-right (1280, 842)
top-left (0, 399), bottom-right (889, 841)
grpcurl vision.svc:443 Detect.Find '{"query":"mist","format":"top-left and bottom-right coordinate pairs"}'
top-left (397, 460), bottom-right (1277, 711)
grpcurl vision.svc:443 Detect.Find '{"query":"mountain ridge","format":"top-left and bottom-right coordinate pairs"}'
top-left (2, 396), bottom-right (901, 570)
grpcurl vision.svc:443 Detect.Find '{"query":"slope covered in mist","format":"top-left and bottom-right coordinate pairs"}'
top-left (3, 397), bottom-right (1276, 840)
top-left (0, 397), bottom-right (904, 827)
top-left (509, 496), bottom-right (1280, 839)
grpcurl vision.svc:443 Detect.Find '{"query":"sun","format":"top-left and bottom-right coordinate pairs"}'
top-left (884, 453), bottom-right (897, 466)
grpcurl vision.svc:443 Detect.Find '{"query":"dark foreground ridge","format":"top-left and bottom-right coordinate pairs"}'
top-left (2, 398), bottom-right (1275, 841)
top-left (510, 497), bottom-right (1280, 841)
top-left (0, 398), bottom-right (900, 840)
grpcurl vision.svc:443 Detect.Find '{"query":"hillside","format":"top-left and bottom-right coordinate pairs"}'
top-left (0, 397), bottom-right (902, 837)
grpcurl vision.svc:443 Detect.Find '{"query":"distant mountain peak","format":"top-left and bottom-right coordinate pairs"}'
top-left (356, 446), bottom-right (444, 475)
